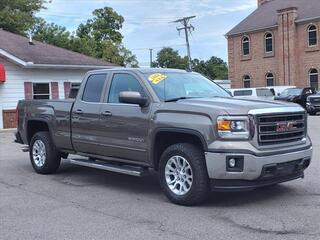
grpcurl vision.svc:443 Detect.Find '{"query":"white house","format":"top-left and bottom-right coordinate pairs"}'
top-left (0, 29), bottom-right (117, 129)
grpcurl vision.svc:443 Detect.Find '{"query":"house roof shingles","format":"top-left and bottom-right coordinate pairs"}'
top-left (227, 0), bottom-right (320, 36)
top-left (0, 29), bottom-right (117, 67)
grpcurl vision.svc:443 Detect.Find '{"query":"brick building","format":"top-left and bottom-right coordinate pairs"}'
top-left (0, 29), bottom-right (117, 129)
top-left (226, 0), bottom-right (320, 90)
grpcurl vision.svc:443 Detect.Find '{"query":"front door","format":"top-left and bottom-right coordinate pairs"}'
top-left (71, 73), bottom-right (108, 155)
top-left (98, 72), bottom-right (151, 163)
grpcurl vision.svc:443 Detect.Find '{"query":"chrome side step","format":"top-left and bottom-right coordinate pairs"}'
top-left (69, 158), bottom-right (150, 177)
top-left (22, 146), bottom-right (29, 152)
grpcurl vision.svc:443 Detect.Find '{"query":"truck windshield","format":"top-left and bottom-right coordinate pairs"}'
top-left (280, 88), bottom-right (302, 96)
top-left (144, 72), bottom-right (230, 101)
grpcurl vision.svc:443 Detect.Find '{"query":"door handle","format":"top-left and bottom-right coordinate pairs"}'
top-left (101, 111), bottom-right (112, 117)
top-left (75, 109), bottom-right (83, 114)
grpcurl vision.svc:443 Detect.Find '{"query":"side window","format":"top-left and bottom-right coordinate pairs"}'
top-left (243, 75), bottom-right (251, 88)
top-left (234, 90), bottom-right (253, 96)
top-left (108, 73), bottom-right (145, 103)
top-left (82, 74), bottom-right (107, 103)
top-left (242, 36), bottom-right (250, 56)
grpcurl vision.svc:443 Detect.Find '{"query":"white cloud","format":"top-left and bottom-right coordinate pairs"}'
top-left (39, 0), bottom-right (257, 63)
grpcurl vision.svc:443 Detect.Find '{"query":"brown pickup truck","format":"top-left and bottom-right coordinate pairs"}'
top-left (15, 68), bottom-right (313, 205)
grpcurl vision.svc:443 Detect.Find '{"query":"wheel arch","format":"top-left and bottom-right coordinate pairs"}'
top-left (26, 119), bottom-right (54, 145)
top-left (150, 128), bottom-right (208, 171)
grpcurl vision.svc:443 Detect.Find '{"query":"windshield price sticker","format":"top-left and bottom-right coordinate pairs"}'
top-left (148, 73), bottom-right (167, 84)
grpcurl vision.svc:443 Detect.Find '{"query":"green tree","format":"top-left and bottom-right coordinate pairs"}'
top-left (101, 41), bottom-right (138, 67)
top-left (153, 47), bottom-right (228, 79)
top-left (152, 47), bottom-right (188, 69)
top-left (76, 7), bottom-right (124, 43)
top-left (193, 57), bottom-right (228, 80)
top-left (32, 20), bottom-right (72, 49)
top-left (0, 0), bottom-right (47, 35)
top-left (31, 6), bottom-right (138, 67)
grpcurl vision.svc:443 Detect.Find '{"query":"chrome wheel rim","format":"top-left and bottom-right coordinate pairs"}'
top-left (165, 155), bottom-right (193, 196)
top-left (32, 140), bottom-right (46, 167)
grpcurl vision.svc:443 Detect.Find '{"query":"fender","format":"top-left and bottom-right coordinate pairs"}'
top-left (149, 127), bottom-right (208, 168)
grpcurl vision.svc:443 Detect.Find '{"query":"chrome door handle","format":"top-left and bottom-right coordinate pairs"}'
top-left (101, 111), bottom-right (112, 117)
top-left (75, 109), bottom-right (83, 114)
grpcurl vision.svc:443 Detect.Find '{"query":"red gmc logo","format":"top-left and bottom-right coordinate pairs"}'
top-left (276, 122), bottom-right (297, 132)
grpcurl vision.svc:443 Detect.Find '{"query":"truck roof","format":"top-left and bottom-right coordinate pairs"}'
top-left (86, 68), bottom-right (188, 75)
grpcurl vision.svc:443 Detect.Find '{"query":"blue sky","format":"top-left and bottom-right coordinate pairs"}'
top-left (38, 0), bottom-right (257, 66)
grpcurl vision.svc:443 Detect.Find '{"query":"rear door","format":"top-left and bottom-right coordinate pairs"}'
top-left (98, 71), bottom-right (151, 163)
top-left (71, 73), bottom-right (108, 155)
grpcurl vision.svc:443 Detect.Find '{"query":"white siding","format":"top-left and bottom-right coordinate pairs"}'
top-left (0, 56), bottom-right (87, 129)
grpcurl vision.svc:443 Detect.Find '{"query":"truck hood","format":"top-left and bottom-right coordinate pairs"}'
top-left (177, 97), bottom-right (300, 115)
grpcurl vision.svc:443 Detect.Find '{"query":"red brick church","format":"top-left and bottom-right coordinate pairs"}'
top-left (226, 0), bottom-right (320, 90)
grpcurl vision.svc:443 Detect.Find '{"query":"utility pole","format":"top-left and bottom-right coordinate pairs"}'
top-left (149, 48), bottom-right (153, 67)
top-left (173, 16), bottom-right (195, 71)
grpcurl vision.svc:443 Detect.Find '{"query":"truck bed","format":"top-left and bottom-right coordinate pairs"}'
top-left (17, 99), bottom-right (75, 151)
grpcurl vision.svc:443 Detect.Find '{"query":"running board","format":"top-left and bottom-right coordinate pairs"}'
top-left (69, 158), bottom-right (150, 177)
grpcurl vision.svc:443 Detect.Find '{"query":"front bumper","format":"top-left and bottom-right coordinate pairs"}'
top-left (205, 146), bottom-right (312, 191)
top-left (306, 103), bottom-right (320, 112)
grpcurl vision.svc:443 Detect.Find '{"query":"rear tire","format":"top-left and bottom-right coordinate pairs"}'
top-left (29, 131), bottom-right (61, 174)
top-left (159, 143), bottom-right (210, 206)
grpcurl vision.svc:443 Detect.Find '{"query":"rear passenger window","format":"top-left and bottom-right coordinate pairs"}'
top-left (108, 73), bottom-right (145, 103)
top-left (82, 74), bottom-right (107, 103)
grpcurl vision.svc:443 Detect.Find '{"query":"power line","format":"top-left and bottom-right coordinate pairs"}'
top-left (131, 44), bottom-right (186, 51)
top-left (172, 16), bottom-right (195, 71)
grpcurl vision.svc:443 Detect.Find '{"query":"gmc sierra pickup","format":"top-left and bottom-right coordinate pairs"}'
top-left (15, 68), bottom-right (313, 205)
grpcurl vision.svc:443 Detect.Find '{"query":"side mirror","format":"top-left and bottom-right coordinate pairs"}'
top-left (119, 91), bottom-right (149, 107)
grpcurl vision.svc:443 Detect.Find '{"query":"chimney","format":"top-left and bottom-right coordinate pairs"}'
top-left (258, 0), bottom-right (269, 7)
top-left (28, 33), bottom-right (34, 45)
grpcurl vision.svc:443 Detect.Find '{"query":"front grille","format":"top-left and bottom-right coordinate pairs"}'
top-left (257, 113), bottom-right (305, 146)
top-left (310, 97), bottom-right (320, 105)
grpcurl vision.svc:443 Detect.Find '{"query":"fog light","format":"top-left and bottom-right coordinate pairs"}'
top-left (226, 156), bottom-right (244, 172)
top-left (229, 158), bottom-right (236, 168)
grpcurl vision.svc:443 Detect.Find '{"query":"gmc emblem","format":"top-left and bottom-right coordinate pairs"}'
top-left (276, 122), bottom-right (297, 132)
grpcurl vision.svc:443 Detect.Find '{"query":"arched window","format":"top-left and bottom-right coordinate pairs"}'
top-left (266, 73), bottom-right (274, 86)
top-left (309, 68), bottom-right (319, 90)
top-left (242, 36), bottom-right (250, 56)
top-left (265, 33), bottom-right (273, 53)
top-left (308, 25), bottom-right (317, 46)
top-left (243, 75), bottom-right (251, 88)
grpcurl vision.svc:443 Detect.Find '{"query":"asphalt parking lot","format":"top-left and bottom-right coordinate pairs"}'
top-left (0, 116), bottom-right (319, 240)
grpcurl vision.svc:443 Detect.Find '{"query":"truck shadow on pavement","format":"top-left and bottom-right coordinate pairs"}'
top-left (52, 161), bottom-right (297, 206)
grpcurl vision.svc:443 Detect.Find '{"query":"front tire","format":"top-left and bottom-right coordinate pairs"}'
top-left (309, 111), bottom-right (317, 116)
top-left (29, 131), bottom-right (61, 174)
top-left (159, 143), bottom-right (210, 206)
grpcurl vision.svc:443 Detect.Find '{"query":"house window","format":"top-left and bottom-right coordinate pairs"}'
top-left (243, 75), bottom-right (251, 88)
top-left (265, 33), bottom-right (273, 53)
top-left (308, 25), bottom-right (317, 46)
top-left (69, 83), bottom-right (81, 99)
top-left (309, 68), bottom-right (319, 90)
top-left (266, 73), bottom-right (274, 86)
top-left (33, 83), bottom-right (50, 99)
top-left (242, 36), bottom-right (250, 56)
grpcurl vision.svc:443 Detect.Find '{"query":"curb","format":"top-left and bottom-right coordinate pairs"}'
top-left (0, 128), bottom-right (16, 133)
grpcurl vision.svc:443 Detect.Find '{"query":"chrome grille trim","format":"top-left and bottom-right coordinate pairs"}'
top-left (257, 112), bottom-right (306, 146)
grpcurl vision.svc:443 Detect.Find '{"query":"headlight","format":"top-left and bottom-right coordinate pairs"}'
top-left (217, 116), bottom-right (250, 139)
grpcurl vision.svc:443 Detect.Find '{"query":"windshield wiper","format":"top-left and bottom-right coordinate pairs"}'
top-left (164, 97), bottom-right (195, 102)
